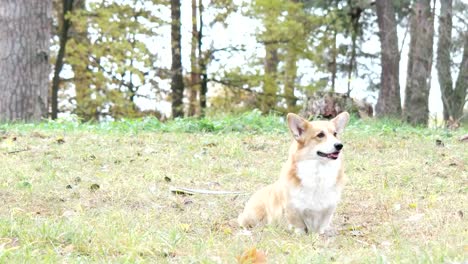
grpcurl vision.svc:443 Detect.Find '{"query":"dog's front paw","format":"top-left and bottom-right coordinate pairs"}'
top-left (288, 224), bottom-right (307, 235)
top-left (319, 227), bottom-right (337, 237)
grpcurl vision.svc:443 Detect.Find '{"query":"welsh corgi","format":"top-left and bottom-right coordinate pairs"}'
top-left (238, 112), bottom-right (350, 234)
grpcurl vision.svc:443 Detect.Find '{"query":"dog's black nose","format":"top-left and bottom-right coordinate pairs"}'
top-left (334, 143), bottom-right (343, 151)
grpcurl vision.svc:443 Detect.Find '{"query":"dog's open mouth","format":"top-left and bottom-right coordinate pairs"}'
top-left (317, 151), bottom-right (340, 160)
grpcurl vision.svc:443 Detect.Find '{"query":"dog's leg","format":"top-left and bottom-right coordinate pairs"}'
top-left (317, 206), bottom-right (336, 235)
top-left (285, 208), bottom-right (307, 235)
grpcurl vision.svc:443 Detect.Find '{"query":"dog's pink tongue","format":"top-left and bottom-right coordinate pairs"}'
top-left (328, 152), bottom-right (339, 159)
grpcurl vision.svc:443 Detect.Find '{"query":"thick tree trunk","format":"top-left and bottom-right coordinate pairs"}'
top-left (170, 0), bottom-right (184, 118)
top-left (0, 0), bottom-right (52, 121)
top-left (375, 0), bottom-right (402, 117)
top-left (404, 0), bottom-right (434, 126)
top-left (187, 0), bottom-right (199, 116)
top-left (436, 0), bottom-right (453, 121)
top-left (51, 0), bottom-right (74, 119)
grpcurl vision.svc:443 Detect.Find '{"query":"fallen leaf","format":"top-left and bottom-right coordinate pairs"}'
top-left (89, 183), bottom-right (100, 192)
top-left (164, 176), bottom-right (172, 182)
top-left (179, 223), bottom-right (191, 232)
top-left (237, 247), bottom-right (267, 264)
top-left (19, 181), bottom-right (32, 189)
top-left (223, 227), bottom-right (232, 235)
top-left (203, 142), bottom-right (217, 147)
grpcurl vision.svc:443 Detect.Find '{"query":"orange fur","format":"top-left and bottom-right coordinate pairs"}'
top-left (238, 112), bottom-right (350, 234)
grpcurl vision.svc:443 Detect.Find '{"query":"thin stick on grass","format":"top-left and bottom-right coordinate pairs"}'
top-left (169, 186), bottom-right (247, 196)
top-left (6, 148), bottom-right (30, 154)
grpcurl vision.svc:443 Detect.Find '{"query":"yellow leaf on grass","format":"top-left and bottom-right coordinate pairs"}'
top-left (223, 227), bottom-right (232, 235)
top-left (179, 223), bottom-right (191, 232)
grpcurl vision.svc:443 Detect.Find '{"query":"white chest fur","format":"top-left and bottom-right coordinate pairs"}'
top-left (289, 159), bottom-right (342, 213)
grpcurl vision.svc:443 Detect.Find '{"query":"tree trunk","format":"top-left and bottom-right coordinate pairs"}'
top-left (375, 0), bottom-right (402, 117)
top-left (67, 0), bottom-right (98, 121)
top-left (452, 33), bottom-right (468, 121)
top-left (170, 0), bottom-right (184, 118)
top-left (436, 0), bottom-right (453, 121)
top-left (51, 0), bottom-right (74, 119)
top-left (261, 40), bottom-right (279, 114)
top-left (284, 47), bottom-right (297, 112)
top-left (0, 0), bottom-right (52, 122)
top-left (346, 1), bottom-right (362, 97)
top-left (404, 0), bottom-right (434, 126)
top-left (331, 30), bottom-right (337, 92)
top-left (187, 0), bottom-right (199, 116)
top-left (198, 0), bottom-right (208, 115)
top-left (435, 0), bottom-right (467, 123)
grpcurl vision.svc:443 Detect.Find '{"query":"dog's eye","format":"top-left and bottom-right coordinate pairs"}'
top-left (317, 132), bottom-right (325, 138)
top-left (333, 132), bottom-right (337, 137)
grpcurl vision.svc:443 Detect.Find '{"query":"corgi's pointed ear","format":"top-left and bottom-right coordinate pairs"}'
top-left (332, 111), bottom-right (350, 133)
top-left (287, 113), bottom-right (308, 142)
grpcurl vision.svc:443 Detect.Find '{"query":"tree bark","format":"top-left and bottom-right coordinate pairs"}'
top-left (375, 0), bottom-right (402, 117)
top-left (284, 47), bottom-right (297, 112)
top-left (436, 0), bottom-right (467, 123)
top-left (261, 40), bottom-right (279, 114)
top-left (187, 0), bottom-right (199, 116)
top-left (404, 0), bottom-right (434, 126)
top-left (198, 0), bottom-right (208, 115)
top-left (346, 1), bottom-right (362, 97)
top-left (171, 0), bottom-right (184, 118)
top-left (436, 0), bottom-right (453, 121)
top-left (330, 30), bottom-right (338, 92)
top-left (51, 0), bottom-right (74, 119)
top-left (452, 33), bottom-right (468, 120)
top-left (0, 0), bottom-right (52, 121)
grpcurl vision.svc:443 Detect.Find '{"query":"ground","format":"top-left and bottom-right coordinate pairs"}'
top-left (0, 114), bottom-right (466, 263)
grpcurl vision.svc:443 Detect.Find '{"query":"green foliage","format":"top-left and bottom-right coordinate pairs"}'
top-left (63, 0), bottom-right (164, 120)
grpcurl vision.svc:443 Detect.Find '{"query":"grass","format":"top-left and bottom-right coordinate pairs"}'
top-left (0, 112), bottom-right (466, 263)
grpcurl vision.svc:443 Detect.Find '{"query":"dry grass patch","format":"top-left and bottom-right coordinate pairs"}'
top-left (0, 118), bottom-right (466, 263)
